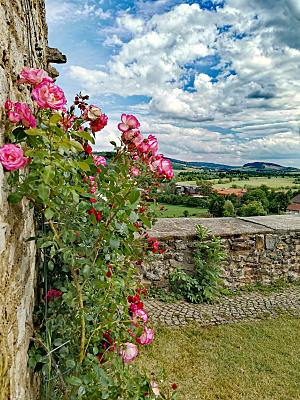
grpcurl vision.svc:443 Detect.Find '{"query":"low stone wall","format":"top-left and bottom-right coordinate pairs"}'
top-left (144, 215), bottom-right (300, 290)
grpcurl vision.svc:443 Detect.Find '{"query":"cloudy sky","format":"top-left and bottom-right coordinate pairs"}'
top-left (46, 0), bottom-right (300, 167)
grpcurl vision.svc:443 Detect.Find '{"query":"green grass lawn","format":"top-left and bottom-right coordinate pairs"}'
top-left (155, 203), bottom-right (209, 218)
top-left (139, 317), bottom-right (300, 400)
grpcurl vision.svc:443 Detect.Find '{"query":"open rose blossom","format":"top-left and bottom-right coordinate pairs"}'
top-left (0, 144), bottom-right (30, 171)
top-left (131, 308), bottom-right (148, 325)
top-left (18, 67), bottom-right (53, 86)
top-left (89, 113), bottom-right (108, 132)
top-left (32, 80), bottom-right (66, 110)
top-left (136, 327), bottom-right (154, 345)
top-left (5, 100), bottom-right (36, 128)
top-left (120, 342), bottom-right (138, 363)
top-left (118, 114), bottom-right (140, 132)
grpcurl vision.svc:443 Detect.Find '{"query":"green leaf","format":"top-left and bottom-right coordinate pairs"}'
top-left (72, 190), bottom-right (80, 204)
top-left (78, 161), bottom-right (90, 172)
top-left (66, 376), bottom-right (82, 386)
top-left (109, 237), bottom-right (120, 249)
top-left (49, 113), bottom-right (61, 125)
top-left (72, 130), bottom-right (95, 144)
top-left (7, 192), bottom-right (23, 204)
top-left (42, 166), bottom-right (55, 184)
top-left (37, 184), bottom-right (50, 202)
top-left (69, 140), bottom-right (84, 152)
top-left (44, 208), bottom-right (54, 220)
top-left (25, 128), bottom-right (47, 137)
top-left (128, 189), bottom-right (140, 204)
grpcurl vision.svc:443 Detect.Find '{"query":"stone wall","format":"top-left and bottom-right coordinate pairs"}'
top-left (144, 215), bottom-right (300, 290)
top-left (0, 2), bottom-right (65, 398)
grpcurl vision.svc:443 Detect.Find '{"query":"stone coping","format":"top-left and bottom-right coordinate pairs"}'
top-left (149, 215), bottom-right (300, 239)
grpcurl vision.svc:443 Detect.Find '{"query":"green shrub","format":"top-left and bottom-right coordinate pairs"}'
top-left (170, 225), bottom-right (225, 303)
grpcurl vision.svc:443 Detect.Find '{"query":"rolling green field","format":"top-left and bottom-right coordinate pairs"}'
top-left (154, 203), bottom-right (208, 218)
top-left (177, 176), bottom-right (300, 190)
top-left (139, 317), bottom-right (300, 400)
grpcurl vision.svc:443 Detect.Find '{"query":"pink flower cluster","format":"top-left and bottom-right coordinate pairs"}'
top-left (120, 291), bottom-right (154, 363)
top-left (5, 100), bottom-right (36, 128)
top-left (118, 114), bottom-right (174, 180)
top-left (83, 104), bottom-right (108, 133)
top-left (17, 66), bottom-right (66, 110)
top-left (0, 144), bottom-right (30, 171)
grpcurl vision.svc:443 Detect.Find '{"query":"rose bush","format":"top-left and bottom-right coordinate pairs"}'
top-left (1, 67), bottom-right (176, 399)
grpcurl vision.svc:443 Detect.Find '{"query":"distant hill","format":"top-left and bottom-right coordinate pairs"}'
top-left (243, 162), bottom-right (284, 170)
top-left (169, 158), bottom-right (299, 172)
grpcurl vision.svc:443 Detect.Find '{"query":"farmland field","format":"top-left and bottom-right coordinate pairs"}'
top-left (177, 176), bottom-right (300, 190)
top-left (154, 203), bottom-right (209, 218)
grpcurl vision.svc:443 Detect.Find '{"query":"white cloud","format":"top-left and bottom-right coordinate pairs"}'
top-left (46, 0), bottom-right (111, 23)
top-left (68, 1), bottom-right (300, 166)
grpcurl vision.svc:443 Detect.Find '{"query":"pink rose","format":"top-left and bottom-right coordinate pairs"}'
top-left (147, 134), bottom-right (158, 155)
top-left (0, 144), bottom-right (30, 171)
top-left (150, 381), bottom-right (160, 398)
top-left (93, 155), bottom-right (106, 167)
top-left (131, 167), bottom-right (140, 177)
top-left (19, 67), bottom-right (53, 86)
top-left (149, 155), bottom-right (174, 180)
top-left (5, 101), bottom-right (36, 128)
top-left (84, 105), bottom-right (102, 121)
top-left (136, 327), bottom-right (154, 345)
top-left (90, 114), bottom-right (108, 133)
top-left (32, 80), bottom-right (66, 110)
top-left (131, 308), bottom-right (148, 325)
top-left (120, 342), bottom-right (138, 363)
top-left (118, 114), bottom-right (140, 132)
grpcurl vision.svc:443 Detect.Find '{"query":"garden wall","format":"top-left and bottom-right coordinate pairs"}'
top-left (144, 215), bottom-right (300, 290)
top-left (0, 2), bottom-right (65, 398)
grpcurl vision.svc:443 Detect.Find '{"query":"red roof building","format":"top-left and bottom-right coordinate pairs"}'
top-left (215, 188), bottom-right (247, 198)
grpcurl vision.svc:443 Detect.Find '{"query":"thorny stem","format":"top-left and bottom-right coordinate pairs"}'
top-left (31, 337), bottom-right (68, 399)
top-left (70, 268), bottom-right (86, 365)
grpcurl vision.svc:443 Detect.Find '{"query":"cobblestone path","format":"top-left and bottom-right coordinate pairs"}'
top-left (145, 287), bottom-right (300, 326)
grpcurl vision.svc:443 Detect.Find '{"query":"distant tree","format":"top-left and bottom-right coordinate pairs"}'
top-left (268, 191), bottom-right (290, 213)
top-left (196, 179), bottom-right (214, 196)
top-left (240, 200), bottom-right (267, 217)
top-left (223, 200), bottom-right (235, 217)
top-left (209, 195), bottom-right (226, 217)
top-left (242, 188), bottom-right (269, 211)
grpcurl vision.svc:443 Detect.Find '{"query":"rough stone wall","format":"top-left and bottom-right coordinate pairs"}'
top-left (0, 1), bottom-right (54, 399)
top-left (144, 216), bottom-right (300, 290)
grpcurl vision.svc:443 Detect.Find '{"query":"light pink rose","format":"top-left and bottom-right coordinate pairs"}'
top-left (32, 80), bottom-right (66, 110)
top-left (5, 101), bottom-right (36, 128)
top-left (18, 67), bottom-right (53, 86)
top-left (93, 155), bottom-right (107, 167)
top-left (120, 342), bottom-right (138, 363)
top-left (147, 134), bottom-right (158, 155)
top-left (118, 114), bottom-right (140, 132)
top-left (132, 132), bottom-right (144, 148)
top-left (150, 381), bottom-right (160, 397)
top-left (131, 167), bottom-right (140, 177)
top-left (0, 144), bottom-right (29, 171)
top-left (136, 327), bottom-right (154, 345)
top-left (149, 155), bottom-right (174, 180)
top-left (131, 308), bottom-right (148, 325)
top-left (84, 105), bottom-right (102, 121)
